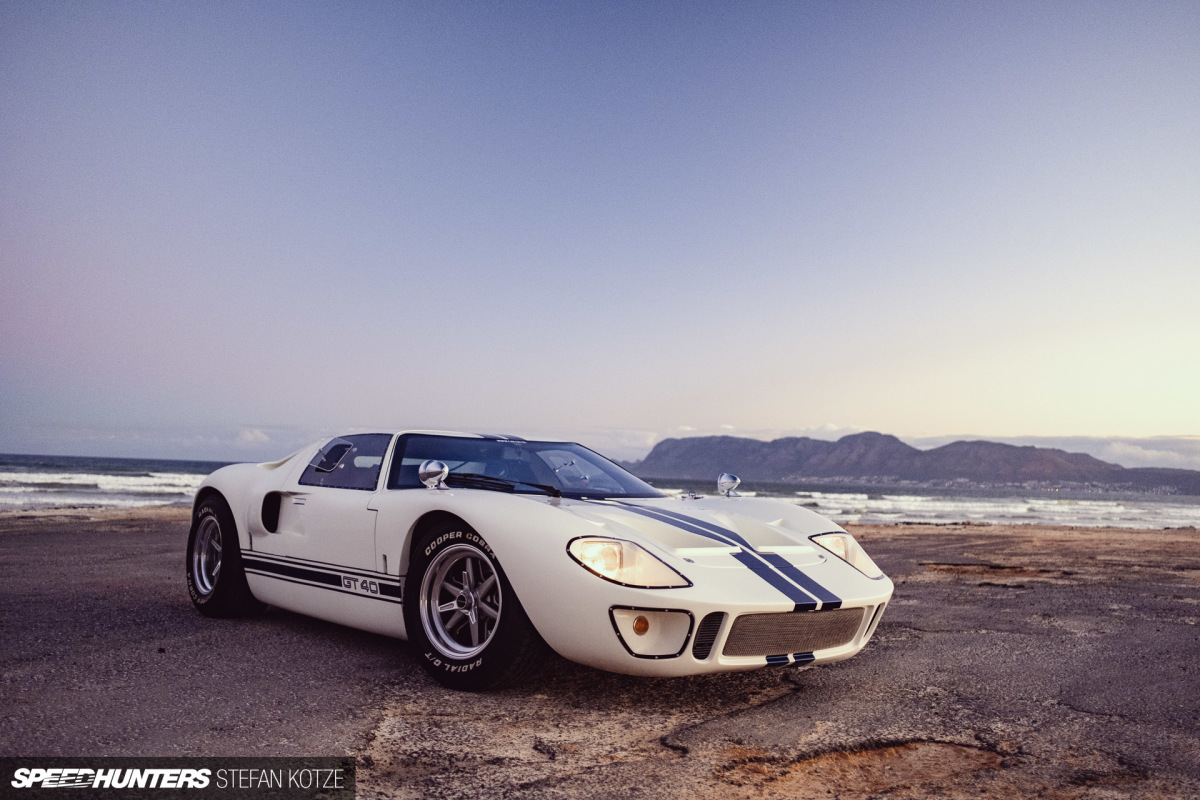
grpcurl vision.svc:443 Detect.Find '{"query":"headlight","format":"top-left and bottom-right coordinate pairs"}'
top-left (567, 537), bottom-right (691, 588)
top-left (810, 533), bottom-right (884, 579)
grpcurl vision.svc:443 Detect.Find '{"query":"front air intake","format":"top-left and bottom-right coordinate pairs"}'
top-left (261, 492), bottom-right (282, 533)
top-left (691, 612), bottom-right (725, 660)
top-left (722, 608), bottom-right (865, 657)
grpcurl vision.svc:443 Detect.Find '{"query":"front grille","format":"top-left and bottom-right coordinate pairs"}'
top-left (691, 612), bottom-right (725, 660)
top-left (722, 607), bottom-right (865, 657)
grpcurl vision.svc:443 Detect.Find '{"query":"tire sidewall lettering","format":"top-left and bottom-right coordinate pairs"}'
top-left (423, 651), bottom-right (484, 673)
top-left (423, 530), bottom-right (494, 560)
top-left (411, 526), bottom-right (502, 678)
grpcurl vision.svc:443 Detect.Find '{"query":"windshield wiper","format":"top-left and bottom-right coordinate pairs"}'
top-left (444, 472), bottom-right (562, 498)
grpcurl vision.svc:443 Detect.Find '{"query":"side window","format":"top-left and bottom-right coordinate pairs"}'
top-left (299, 433), bottom-right (392, 490)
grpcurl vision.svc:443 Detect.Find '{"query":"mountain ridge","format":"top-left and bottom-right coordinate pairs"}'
top-left (622, 432), bottom-right (1200, 494)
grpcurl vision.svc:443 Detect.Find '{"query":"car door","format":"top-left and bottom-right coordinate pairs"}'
top-left (258, 433), bottom-right (393, 570)
top-left (243, 433), bottom-right (405, 636)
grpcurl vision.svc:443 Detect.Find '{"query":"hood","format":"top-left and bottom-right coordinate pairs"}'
top-left (558, 496), bottom-right (844, 565)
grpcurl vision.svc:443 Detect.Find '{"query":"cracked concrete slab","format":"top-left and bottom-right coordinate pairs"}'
top-left (2, 510), bottom-right (1197, 798)
top-left (358, 523), bottom-right (1200, 799)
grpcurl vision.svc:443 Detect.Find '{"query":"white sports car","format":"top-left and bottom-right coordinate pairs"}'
top-left (187, 431), bottom-right (893, 690)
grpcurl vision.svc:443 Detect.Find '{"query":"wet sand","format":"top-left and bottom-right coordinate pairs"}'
top-left (2, 508), bottom-right (1197, 797)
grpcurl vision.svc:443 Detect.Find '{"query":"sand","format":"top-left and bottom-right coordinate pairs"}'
top-left (2, 508), bottom-right (1197, 797)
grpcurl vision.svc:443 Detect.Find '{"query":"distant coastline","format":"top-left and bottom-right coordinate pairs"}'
top-left (3, 450), bottom-right (1198, 529)
top-left (4, 448), bottom-right (1195, 527)
top-left (622, 432), bottom-right (1200, 496)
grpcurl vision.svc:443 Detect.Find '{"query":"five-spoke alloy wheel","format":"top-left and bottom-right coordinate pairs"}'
top-left (405, 520), bottom-right (547, 690)
top-left (420, 543), bottom-right (503, 659)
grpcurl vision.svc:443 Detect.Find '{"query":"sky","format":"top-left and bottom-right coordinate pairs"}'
top-left (2, 1), bottom-right (1198, 467)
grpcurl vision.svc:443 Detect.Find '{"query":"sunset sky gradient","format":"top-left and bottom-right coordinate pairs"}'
top-left (2, 1), bottom-right (1197, 464)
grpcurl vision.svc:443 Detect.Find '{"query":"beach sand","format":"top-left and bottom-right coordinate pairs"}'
top-left (2, 508), bottom-right (1197, 797)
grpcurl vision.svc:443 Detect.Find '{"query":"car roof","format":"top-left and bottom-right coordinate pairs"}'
top-left (392, 430), bottom-right (532, 442)
top-left (325, 431), bottom-right (541, 444)
top-left (393, 430), bottom-right (483, 438)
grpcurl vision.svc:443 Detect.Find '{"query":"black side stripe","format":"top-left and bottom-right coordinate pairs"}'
top-left (244, 556), bottom-right (340, 588)
top-left (244, 570), bottom-right (404, 605)
top-left (243, 556), bottom-right (403, 603)
top-left (243, 551), bottom-right (400, 585)
top-left (606, 501), bottom-right (840, 610)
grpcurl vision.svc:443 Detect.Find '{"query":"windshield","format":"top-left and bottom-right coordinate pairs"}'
top-left (386, 435), bottom-right (664, 499)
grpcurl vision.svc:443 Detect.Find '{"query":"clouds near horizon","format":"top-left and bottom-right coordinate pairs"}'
top-left (2, 2), bottom-right (1197, 460)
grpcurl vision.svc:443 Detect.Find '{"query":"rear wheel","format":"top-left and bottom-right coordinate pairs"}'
top-left (186, 495), bottom-right (265, 617)
top-left (405, 521), bottom-right (547, 690)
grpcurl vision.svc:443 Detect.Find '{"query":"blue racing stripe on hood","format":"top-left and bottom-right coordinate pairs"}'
top-left (640, 505), bottom-right (756, 550)
top-left (759, 554), bottom-right (841, 609)
top-left (732, 552), bottom-right (819, 610)
top-left (612, 503), bottom-right (740, 547)
top-left (624, 503), bottom-right (842, 608)
top-left (598, 501), bottom-right (840, 610)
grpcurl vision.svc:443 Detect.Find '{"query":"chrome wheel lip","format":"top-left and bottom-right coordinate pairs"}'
top-left (419, 542), bottom-right (502, 660)
top-left (192, 515), bottom-right (222, 597)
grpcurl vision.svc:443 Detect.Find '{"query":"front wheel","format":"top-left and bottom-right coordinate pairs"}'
top-left (404, 522), bottom-right (547, 690)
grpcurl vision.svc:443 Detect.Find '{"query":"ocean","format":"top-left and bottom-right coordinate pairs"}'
top-left (0, 453), bottom-right (229, 511)
top-left (2, 453), bottom-right (1199, 529)
top-left (786, 488), bottom-right (1200, 529)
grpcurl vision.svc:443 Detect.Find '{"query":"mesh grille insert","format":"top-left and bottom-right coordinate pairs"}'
top-left (691, 612), bottom-right (725, 660)
top-left (722, 607), bottom-right (865, 657)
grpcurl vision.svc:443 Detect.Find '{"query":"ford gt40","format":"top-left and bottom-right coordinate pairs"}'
top-left (187, 431), bottom-right (892, 690)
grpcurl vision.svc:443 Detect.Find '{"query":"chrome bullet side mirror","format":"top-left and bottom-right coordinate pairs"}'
top-left (419, 459), bottom-right (449, 490)
top-left (717, 473), bottom-right (741, 497)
